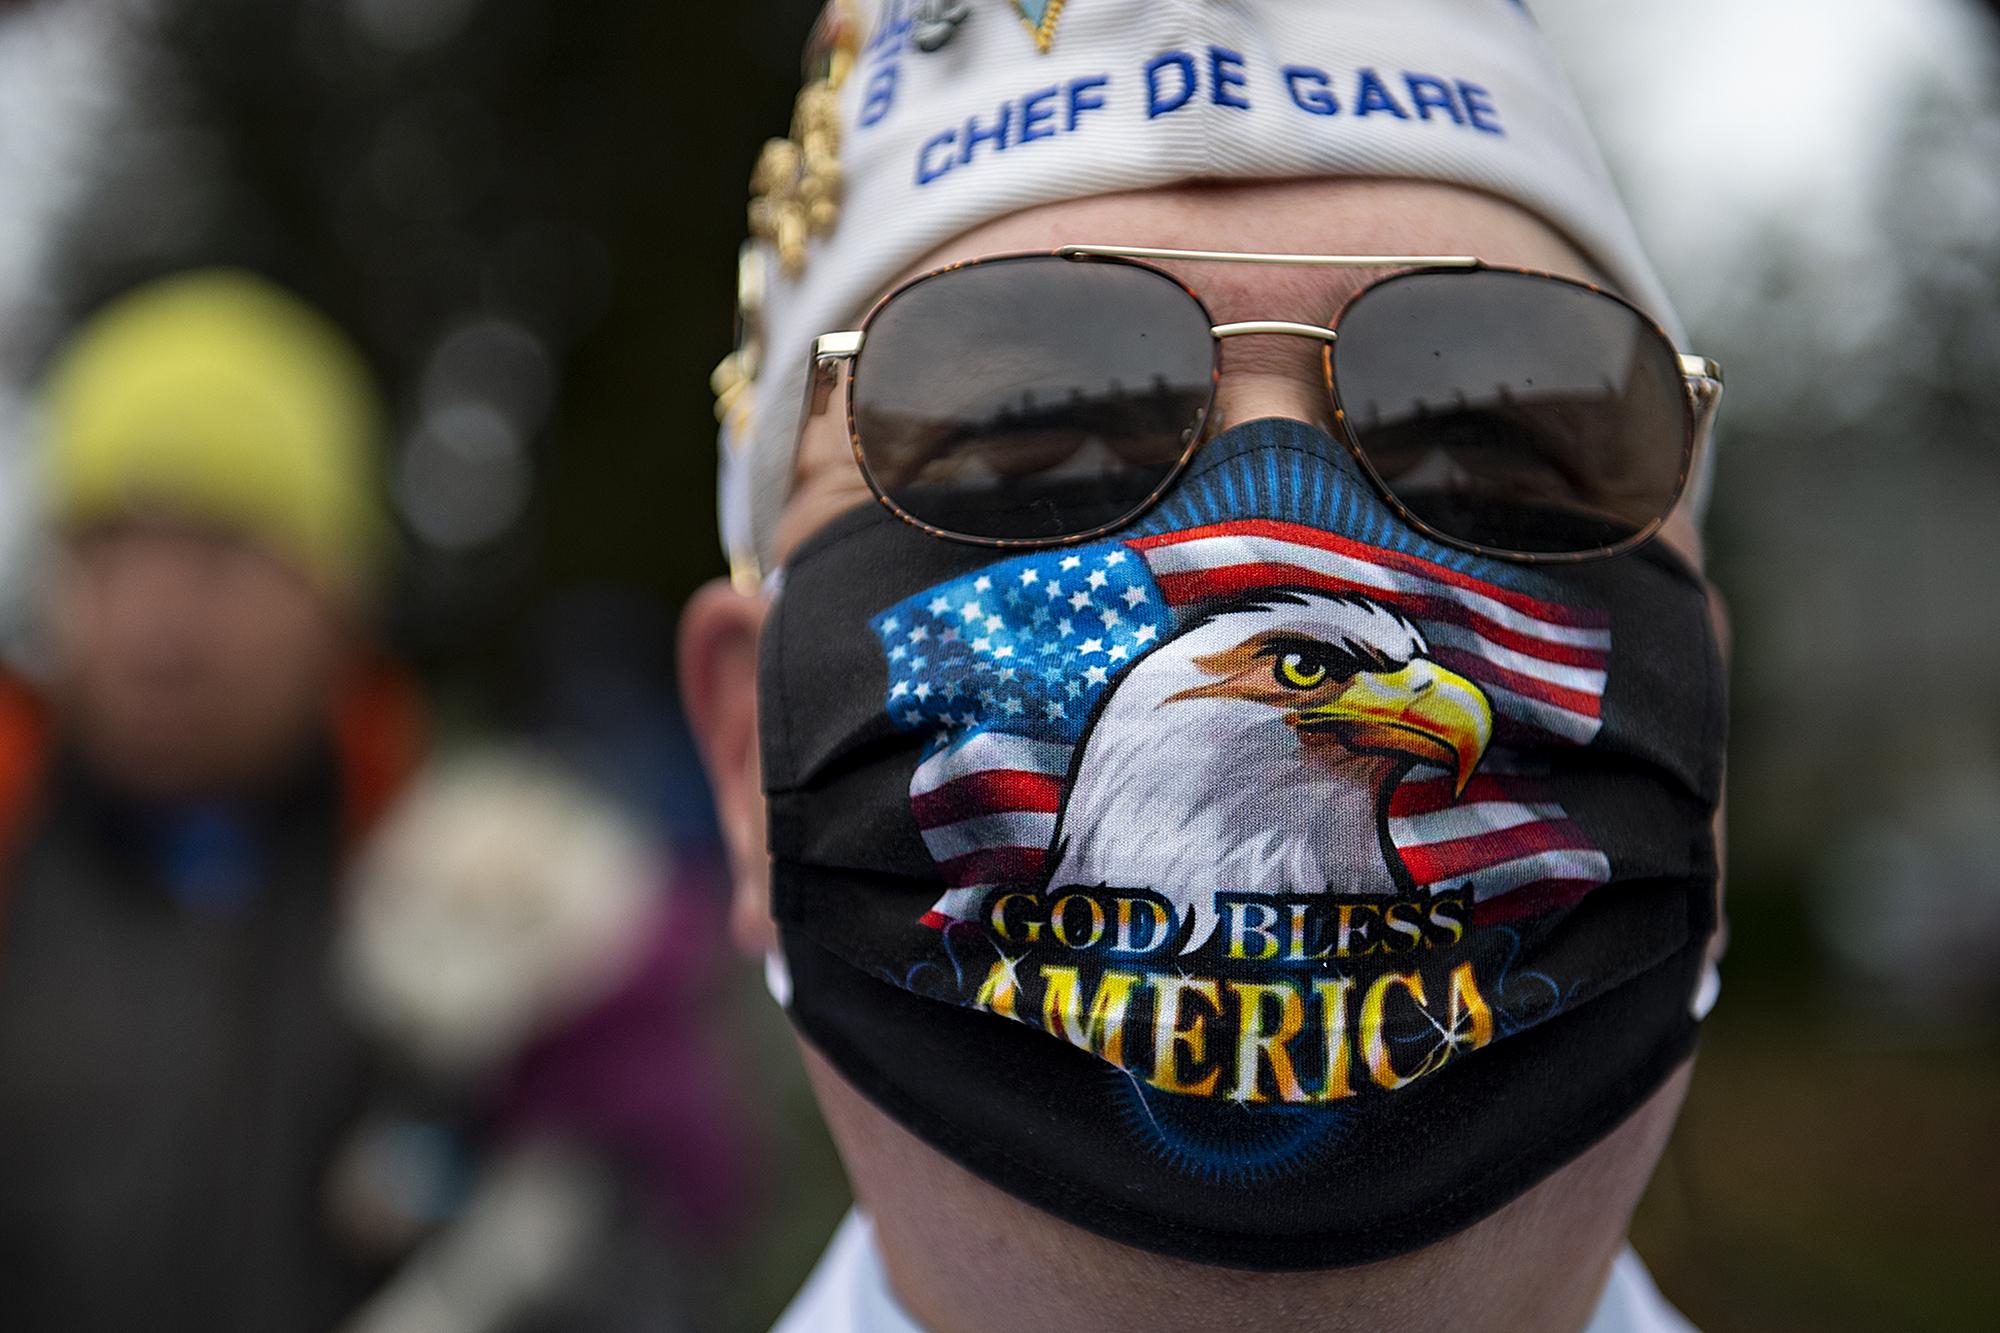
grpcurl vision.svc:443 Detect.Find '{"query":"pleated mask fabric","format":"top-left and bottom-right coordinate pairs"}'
top-left (761, 418), bottom-right (1725, 1268)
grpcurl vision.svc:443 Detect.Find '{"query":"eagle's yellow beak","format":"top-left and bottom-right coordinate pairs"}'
top-left (1290, 660), bottom-right (1493, 794)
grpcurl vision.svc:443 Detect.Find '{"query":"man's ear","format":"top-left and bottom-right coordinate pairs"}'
top-left (679, 578), bottom-right (777, 956)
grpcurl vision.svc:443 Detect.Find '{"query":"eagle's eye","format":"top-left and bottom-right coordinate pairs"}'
top-left (1276, 653), bottom-right (1329, 691)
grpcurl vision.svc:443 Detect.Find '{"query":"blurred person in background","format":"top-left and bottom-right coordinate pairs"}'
top-left (333, 732), bottom-right (754, 1332)
top-left (683, 3), bottom-right (1728, 1332)
top-left (0, 266), bottom-right (757, 1332)
top-left (0, 269), bottom-right (425, 1330)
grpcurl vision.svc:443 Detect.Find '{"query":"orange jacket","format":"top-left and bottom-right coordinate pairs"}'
top-left (0, 658), bottom-right (427, 914)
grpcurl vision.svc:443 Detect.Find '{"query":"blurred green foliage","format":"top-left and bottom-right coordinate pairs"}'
top-left (1634, 1000), bottom-right (2000, 1333)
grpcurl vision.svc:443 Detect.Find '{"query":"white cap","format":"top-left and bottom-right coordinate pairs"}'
top-left (722, 0), bottom-right (1685, 575)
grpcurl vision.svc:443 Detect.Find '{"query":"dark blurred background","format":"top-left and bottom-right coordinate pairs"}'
top-left (0, 0), bottom-right (1996, 1330)
top-left (0, 0), bottom-right (822, 694)
top-left (1541, 4), bottom-right (2000, 1330)
top-left (0, 1), bottom-right (853, 1328)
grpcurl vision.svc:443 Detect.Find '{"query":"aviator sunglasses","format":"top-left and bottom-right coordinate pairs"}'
top-left (806, 246), bottom-right (1724, 562)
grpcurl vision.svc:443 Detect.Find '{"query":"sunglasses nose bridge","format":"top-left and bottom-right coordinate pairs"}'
top-left (1208, 318), bottom-right (1336, 412)
top-left (1210, 320), bottom-right (1337, 344)
top-left (1205, 330), bottom-right (1344, 440)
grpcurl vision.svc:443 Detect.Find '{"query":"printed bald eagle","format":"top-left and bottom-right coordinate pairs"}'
top-left (1046, 589), bottom-right (1493, 954)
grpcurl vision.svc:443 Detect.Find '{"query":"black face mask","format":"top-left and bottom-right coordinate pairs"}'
top-left (760, 418), bottom-right (1725, 1270)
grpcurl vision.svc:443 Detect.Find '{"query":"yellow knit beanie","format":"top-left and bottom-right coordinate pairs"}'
top-left (39, 268), bottom-right (388, 596)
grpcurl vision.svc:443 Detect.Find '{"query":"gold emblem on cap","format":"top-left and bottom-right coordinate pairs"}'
top-left (747, 1), bottom-right (862, 279)
top-left (1012, 0), bottom-right (1066, 53)
top-left (710, 241), bottom-right (765, 430)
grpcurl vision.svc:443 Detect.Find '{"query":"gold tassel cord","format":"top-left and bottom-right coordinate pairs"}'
top-left (748, 1), bottom-right (859, 278)
top-left (724, 3), bottom-right (861, 434)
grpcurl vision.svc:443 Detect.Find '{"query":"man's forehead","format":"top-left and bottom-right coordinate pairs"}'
top-left (69, 516), bottom-right (257, 553)
top-left (877, 178), bottom-right (1602, 323)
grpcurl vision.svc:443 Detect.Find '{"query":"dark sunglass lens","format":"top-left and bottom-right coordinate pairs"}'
top-left (1332, 270), bottom-right (1688, 555)
top-left (851, 256), bottom-right (1215, 541)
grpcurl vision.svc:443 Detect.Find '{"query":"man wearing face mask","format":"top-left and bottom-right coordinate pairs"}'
top-left (682, 4), bottom-right (1726, 1331)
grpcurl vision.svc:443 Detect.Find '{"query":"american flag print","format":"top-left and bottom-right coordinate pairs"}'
top-left (871, 520), bottom-right (1612, 930)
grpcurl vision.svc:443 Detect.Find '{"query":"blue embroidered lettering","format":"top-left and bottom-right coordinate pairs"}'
top-left (860, 65), bottom-right (898, 128)
top-left (1068, 75), bottom-right (1109, 131)
top-left (1403, 74), bottom-right (1463, 124)
top-left (917, 129), bottom-right (957, 184)
top-left (867, 11), bottom-right (910, 55)
top-left (1145, 51), bottom-right (1197, 118)
top-left (1354, 69), bottom-right (1409, 119)
top-left (1458, 81), bottom-right (1503, 134)
top-left (961, 103), bottom-right (1011, 164)
top-left (1020, 85), bottom-right (1060, 143)
top-left (1283, 65), bottom-right (1339, 116)
top-left (1209, 46), bottom-right (1250, 109)
top-left (915, 73), bottom-right (1117, 187)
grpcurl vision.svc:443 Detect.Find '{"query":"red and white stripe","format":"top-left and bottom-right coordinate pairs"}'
top-left (913, 733), bottom-right (1070, 928)
top-left (1130, 520), bottom-right (1610, 746)
top-left (1389, 767), bottom-right (1610, 923)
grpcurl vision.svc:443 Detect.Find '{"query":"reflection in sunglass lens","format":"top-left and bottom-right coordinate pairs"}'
top-left (851, 256), bottom-right (1216, 541)
top-left (1331, 270), bottom-right (1687, 555)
